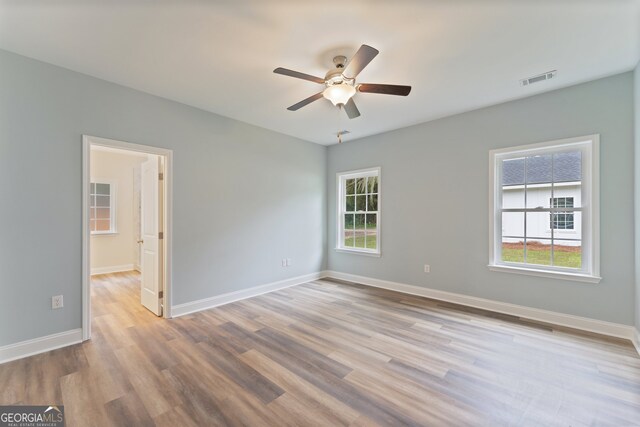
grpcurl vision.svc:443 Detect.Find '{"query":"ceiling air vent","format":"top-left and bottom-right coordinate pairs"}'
top-left (520, 70), bottom-right (556, 86)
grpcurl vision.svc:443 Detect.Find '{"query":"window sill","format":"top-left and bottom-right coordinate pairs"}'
top-left (335, 247), bottom-right (381, 257)
top-left (488, 264), bottom-right (601, 283)
top-left (91, 232), bottom-right (118, 236)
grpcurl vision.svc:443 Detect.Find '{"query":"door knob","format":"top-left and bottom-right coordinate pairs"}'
top-left (137, 240), bottom-right (144, 244)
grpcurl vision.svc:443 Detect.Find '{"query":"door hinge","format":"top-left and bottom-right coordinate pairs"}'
top-left (158, 172), bottom-right (164, 180)
top-left (159, 291), bottom-right (163, 299)
top-left (158, 231), bottom-right (164, 239)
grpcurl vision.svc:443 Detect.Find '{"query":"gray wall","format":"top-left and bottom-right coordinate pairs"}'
top-left (635, 61), bottom-right (640, 331)
top-left (327, 72), bottom-right (635, 325)
top-left (0, 50), bottom-right (327, 346)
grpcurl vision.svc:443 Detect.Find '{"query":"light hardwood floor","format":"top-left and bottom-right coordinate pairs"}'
top-left (1, 271), bottom-right (639, 426)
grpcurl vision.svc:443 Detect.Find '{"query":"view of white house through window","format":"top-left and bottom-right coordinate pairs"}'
top-left (337, 168), bottom-right (380, 254)
top-left (90, 182), bottom-right (115, 234)
top-left (490, 135), bottom-right (599, 281)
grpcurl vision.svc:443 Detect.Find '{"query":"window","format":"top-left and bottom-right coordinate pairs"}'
top-left (90, 182), bottom-right (116, 234)
top-left (489, 135), bottom-right (599, 282)
top-left (336, 167), bottom-right (380, 255)
top-left (550, 197), bottom-right (574, 230)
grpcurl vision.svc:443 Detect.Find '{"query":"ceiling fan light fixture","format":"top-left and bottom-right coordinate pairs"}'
top-left (323, 83), bottom-right (356, 106)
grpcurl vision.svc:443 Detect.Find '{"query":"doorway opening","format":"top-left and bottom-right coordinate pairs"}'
top-left (82, 135), bottom-right (173, 341)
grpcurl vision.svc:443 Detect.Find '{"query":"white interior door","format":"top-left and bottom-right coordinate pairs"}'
top-left (140, 155), bottom-right (163, 316)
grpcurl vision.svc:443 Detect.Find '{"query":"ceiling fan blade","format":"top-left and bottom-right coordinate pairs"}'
top-left (343, 98), bottom-right (361, 119)
top-left (287, 92), bottom-right (324, 111)
top-left (342, 45), bottom-right (379, 79)
top-left (274, 67), bottom-right (325, 84)
top-left (358, 83), bottom-right (412, 96)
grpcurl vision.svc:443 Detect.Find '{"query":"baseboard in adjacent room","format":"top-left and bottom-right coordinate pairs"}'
top-left (0, 329), bottom-right (83, 364)
top-left (171, 271), bottom-right (326, 317)
top-left (324, 270), bottom-right (638, 345)
top-left (91, 264), bottom-right (135, 275)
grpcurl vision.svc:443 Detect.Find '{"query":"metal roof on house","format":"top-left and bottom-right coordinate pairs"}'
top-left (502, 152), bottom-right (581, 186)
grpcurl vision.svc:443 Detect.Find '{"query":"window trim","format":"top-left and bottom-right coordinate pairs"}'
top-left (488, 134), bottom-right (600, 283)
top-left (335, 167), bottom-right (381, 256)
top-left (90, 180), bottom-right (117, 235)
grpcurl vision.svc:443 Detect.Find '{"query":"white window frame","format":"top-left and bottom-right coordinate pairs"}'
top-left (336, 167), bottom-right (381, 256)
top-left (488, 135), bottom-right (600, 283)
top-left (90, 180), bottom-right (117, 235)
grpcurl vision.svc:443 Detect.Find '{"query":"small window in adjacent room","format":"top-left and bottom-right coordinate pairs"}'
top-left (489, 135), bottom-right (600, 282)
top-left (336, 167), bottom-right (380, 255)
top-left (90, 182), bottom-right (116, 234)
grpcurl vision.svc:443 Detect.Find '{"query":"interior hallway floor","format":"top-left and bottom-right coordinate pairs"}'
top-left (1, 271), bottom-right (639, 426)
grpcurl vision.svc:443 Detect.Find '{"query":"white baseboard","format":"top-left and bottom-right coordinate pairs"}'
top-left (632, 328), bottom-right (640, 356)
top-left (324, 271), bottom-right (637, 344)
top-left (91, 264), bottom-right (135, 275)
top-left (171, 271), bottom-right (326, 317)
top-left (0, 329), bottom-right (83, 364)
top-left (134, 264), bottom-right (141, 273)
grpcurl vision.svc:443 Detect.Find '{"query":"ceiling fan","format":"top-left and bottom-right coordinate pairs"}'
top-left (274, 44), bottom-right (411, 119)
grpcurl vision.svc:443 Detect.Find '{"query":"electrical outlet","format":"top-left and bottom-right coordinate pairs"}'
top-left (424, 264), bottom-right (430, 273)
top-left (281, 258), bottom-right (287, 267)
top-left (286, 258), bottom-right (292, 266)
top-left (52, 295), bottom-right (63, 309)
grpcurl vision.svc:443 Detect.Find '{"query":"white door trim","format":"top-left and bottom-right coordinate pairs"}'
top-left (82, 135), bottom-right (174, 341)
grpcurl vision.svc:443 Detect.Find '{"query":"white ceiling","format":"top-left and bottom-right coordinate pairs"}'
top-left (1, 0), bottom-right (639, 145)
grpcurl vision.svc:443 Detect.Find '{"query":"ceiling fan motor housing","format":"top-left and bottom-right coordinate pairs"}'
top-left (324, 68), bottom-right (353, 86)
